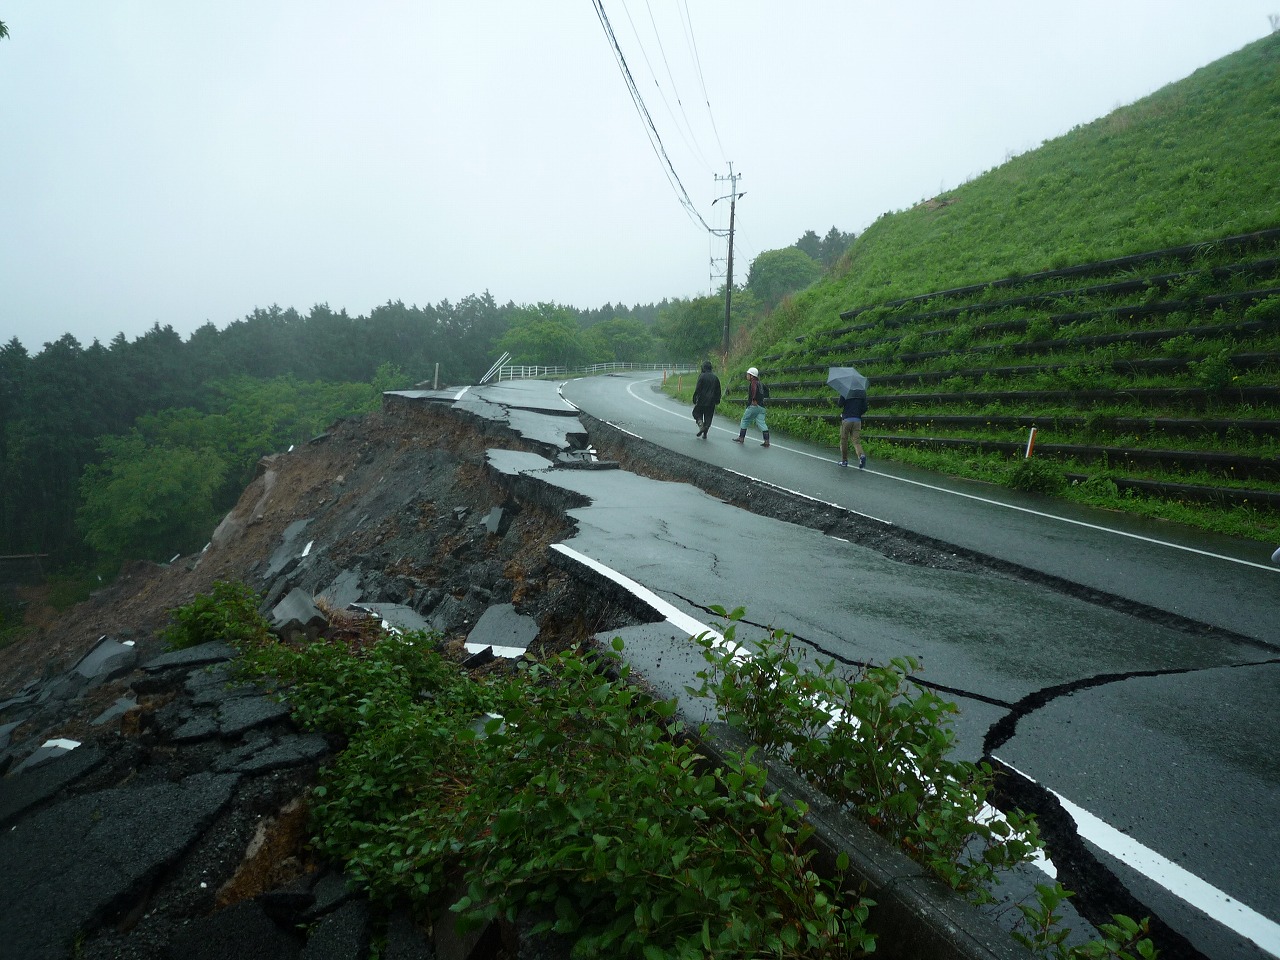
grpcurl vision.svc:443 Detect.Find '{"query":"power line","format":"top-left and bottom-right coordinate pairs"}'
top-left (640, 0), bottom-right (715, 172)
top-left (616, 0), bottom-right (714, 173)
top-left (677, 0), bottom-right (727, 160)
top-left (591, 0), bottom-right (713, 232)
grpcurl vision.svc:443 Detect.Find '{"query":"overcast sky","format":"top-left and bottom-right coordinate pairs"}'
top-left (2, 2), bottom-right (1276, 354)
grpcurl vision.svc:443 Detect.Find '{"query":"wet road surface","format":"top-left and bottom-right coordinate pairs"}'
top-left (549, 373), bottom-right (1280, 960)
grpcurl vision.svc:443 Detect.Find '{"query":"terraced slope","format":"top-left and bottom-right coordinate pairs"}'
top-left (718, 31), bottom-right (1280, 541)
top-left (749, 230), bottom-right (1280, 536)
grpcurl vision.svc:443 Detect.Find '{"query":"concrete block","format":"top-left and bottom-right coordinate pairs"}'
top-left (92, 695), bottom-right (138, 726)
top-left (0, 772), bottom-right (239, 960)
top-left (213, 733), bottom-right (329, 774)
top-left (319, 568), bottom-right (363, 608)
top-left (73, 636), bottom-right (139, 683)
top-left (271, 588), bottom-right (328, 634)
top-left (483, 507), bottom-right (504, 535)
top-left (464, 604), bottom-right (537, 659)
top-left (266, 518), bottom-right (314, 579)
top-left (383, 907), bottom-right (433, 960)
top-left (0, 743), bottom-right (105, 827)
top-left (217, 695), bottom-right (292, 737)
top-left (164, 900), bottom-right (302, 960)
top-left (356, 602), bottom-right (430, 635)
top-left (142, 642), bottom-right (236, 673)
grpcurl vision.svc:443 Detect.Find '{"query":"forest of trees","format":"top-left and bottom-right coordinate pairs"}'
top-left (0, 226), bottom-right (854, 575)
top-left (794, 227), bottom-right (857, 268)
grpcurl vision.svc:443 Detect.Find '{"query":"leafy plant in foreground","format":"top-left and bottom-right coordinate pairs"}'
top-left (158, 579), bottom-right (272, 650)
top-left (1015, 884), bottom-right (1157, 960)
top-left (454, 641), bottom-right (875, 958)
top-left (232, 622), bottom-right (876, 958)
top-left (198, 572), bottom-right (1158, 960)
top-left (687, 609), bottom-right (1040, 897)
top-left (688, 608), bottom-right (1159, 959)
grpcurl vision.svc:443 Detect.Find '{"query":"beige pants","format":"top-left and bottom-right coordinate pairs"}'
top-left (840, 418), bottom-right (863, 461)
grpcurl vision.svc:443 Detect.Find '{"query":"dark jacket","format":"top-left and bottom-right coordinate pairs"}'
top-left (692, 371), bottom-right (722, 411)
top-left (841, 390), bottom-right (868, 419)
top-left (746, 377), bottom-right (769, 407)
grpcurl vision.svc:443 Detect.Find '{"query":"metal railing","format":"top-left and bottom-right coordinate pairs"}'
top-left (480, 351), bottom-right (513, 384)
top-left (496, 361), bottom-right (696, 381)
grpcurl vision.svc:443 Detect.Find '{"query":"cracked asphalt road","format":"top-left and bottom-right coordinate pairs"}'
top-left (546, 372), bottom-right (1280, 960)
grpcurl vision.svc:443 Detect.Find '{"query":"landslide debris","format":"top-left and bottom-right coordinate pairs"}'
top-left (0, 400), bottom-right (644, 960)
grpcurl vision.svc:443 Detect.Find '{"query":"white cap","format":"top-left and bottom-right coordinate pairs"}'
top-left (746, 367), bottom-right (759, 378)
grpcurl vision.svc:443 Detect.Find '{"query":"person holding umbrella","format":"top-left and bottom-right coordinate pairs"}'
top-left (828, 366), bottom-right (868, 468)
top-left (691, 360), bottom-right (722, 439)
top-left (733, 367), bottom-right (770, 447)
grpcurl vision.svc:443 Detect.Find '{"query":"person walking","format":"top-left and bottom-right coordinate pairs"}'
top-left (733, 367), bottom-right (770, 447)
top-left (838, 387), bottom-right (868, 468)
top-left (691, 360), bottom-right (722, 439)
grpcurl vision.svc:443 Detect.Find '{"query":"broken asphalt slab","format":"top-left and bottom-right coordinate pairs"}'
top-left (0, 772), bottom-right (239, 960)
top-left (0, 630), bottom-right (365, 959)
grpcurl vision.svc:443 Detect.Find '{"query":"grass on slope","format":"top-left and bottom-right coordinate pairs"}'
top-left (752, 31), bottom-right (1280, 351)
top-left (711, 31), bottom-right (1280, 544)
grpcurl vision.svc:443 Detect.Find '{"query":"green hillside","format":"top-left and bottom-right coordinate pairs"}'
top-left (759, 31), bottom-right (1280, 340)
top-left (720, 31), bottom-right (1280, 543)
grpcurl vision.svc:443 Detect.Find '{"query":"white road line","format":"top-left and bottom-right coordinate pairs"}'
top-left (551, 542), bottom-right (722, 643)
top-left (714, 464), bottom-right (894, 526)
top-left (581, 379), bottom-right (896, 523)
top-left (553, 539), bottom-right (1274, 954)
top-left (1001, 760), bottom-right (1280, 957)
top-left (608, 375), bottom-right (1276, 573)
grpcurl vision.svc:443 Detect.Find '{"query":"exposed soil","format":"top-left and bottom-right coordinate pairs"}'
top-left (2, 397), bottom-right (1227, 704)
top-left (0, 399), bottom-right (650, 960)
top-left (2, 404), bottom-right (590, 699)
top-left (0, 394), bottom-right (1220, 959)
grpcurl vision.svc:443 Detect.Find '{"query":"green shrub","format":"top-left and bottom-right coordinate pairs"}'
top-left (1073, 473), bottom-right (1122, 503)
top-left (1189, 348), bottom-right (1232, 389)
top-left (1008, 457), bottom-right (1068, 494)
top-left (1244, 295), bottom-right (1280, 323)
top-left (158, 579), bottom-right (272, 650)
top-left (689, 609), bottom-right (1160, 960)
top-left (1159, 332), bottom-right (1195, 356)
top-left (1027, 316), bottom-right (1055, 342)
top-left (688, 615), bottom-right (1040, 898)
top-left (237, 631), bottom-right (876, 959)
top-left (455, 643), bottom-right (874, 958)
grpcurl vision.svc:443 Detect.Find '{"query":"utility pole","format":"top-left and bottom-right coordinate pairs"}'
top-left (713, 166), bottom-right (744, 355)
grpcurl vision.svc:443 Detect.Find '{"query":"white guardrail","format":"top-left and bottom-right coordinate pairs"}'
top-left (495, 361), bottom-right (696, 381)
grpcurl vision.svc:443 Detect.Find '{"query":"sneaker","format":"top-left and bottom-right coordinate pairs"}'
top-left (732, 436), bottom-right (745, 444)
top-left (761, 440), bottom-right (770, 448)
top-left (858, 455), bottom-right (866, 469)
top-left (839, 460), bottom-right (848, 467)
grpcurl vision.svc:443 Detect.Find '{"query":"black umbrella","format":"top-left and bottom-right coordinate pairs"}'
top-left (827, 366), bottom-right (867, 399)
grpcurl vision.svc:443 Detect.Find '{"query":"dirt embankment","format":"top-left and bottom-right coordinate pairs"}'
top-left (0, 400), bottom-right (657, 960)
top-left (0, 392), bottom-right (1215, 960)
top-left (2, 404), bottom-right (603, 699)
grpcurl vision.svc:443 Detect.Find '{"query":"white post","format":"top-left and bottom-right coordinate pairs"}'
top-left (1025, 427), bottom-right (1037, 458)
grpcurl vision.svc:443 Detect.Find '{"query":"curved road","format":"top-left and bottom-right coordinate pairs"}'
top-left (558, 372), bottom-right (1280, 960)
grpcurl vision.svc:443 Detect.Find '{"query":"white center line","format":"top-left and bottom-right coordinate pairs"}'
top-left (1001, 760), bottom-right (1280, 957)
top-left (606, 375), bottom-right (1276, 573)
top-left (553, 540), bottom-right (1276, 955)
